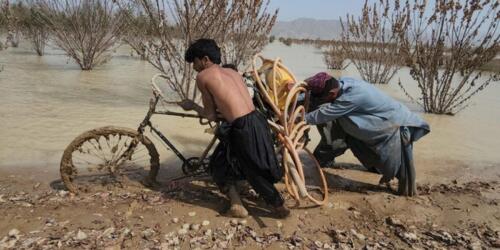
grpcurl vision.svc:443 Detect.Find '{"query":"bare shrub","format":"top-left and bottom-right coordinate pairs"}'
top-left (0, 1), bottom-right (7, 29)
top-left (33, 0), bottom-right (129, 70)
top-left (479, 58), bottom-right (500, 73)
top-left (12, 1), bottom-right (49, 56)
top-left (121, 0), bottom-right (277, 102)
top-left (323, 42), bottom-right (349, 70)
top-left (2, 0), bottom-right (21, 48)
top-left (220, 1), bottom-right (277, 66)
top-left (340, 0), bottom-right (406, 84)
top-left (0, 1), bottom-right (7, 50)
top-left (121, 9), bottom-right (151, 60)
top-left (24, 16), bottom-right (48, 56)
top-left (397, 0), bottom-right (500, 115)
top-left (279, 37), bottom-right (292, 46)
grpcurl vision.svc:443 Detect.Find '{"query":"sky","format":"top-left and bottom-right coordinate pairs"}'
top-left (267, 0), bottom-right (368, 21)
top-left (267, 0), bottom-right (445, 21)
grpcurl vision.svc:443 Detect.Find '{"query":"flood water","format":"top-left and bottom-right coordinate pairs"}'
top-left (1, 42), bottom-right (499, 183)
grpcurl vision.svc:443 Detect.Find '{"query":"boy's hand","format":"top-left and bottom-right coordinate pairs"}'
top-left (178, 99), bottom-right (197, 111)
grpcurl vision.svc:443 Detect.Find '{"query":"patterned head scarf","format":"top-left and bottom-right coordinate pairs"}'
top-left (304, 72), bottom-right (332, 95)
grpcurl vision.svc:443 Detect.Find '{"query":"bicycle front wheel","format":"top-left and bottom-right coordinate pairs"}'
top-left (60, 126), bottom-right (159, 193)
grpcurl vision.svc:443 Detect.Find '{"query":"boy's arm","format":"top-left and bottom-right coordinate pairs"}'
top-left (191, 75), bottom-right (217, 121)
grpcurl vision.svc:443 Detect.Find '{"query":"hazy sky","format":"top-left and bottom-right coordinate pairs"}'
top-left (268, 0), bottom-right (442, 21)
top-left (268, 0), bottom-right (368, 21)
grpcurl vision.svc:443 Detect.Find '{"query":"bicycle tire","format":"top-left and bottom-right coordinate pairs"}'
top-left (284, 83), bottom-right (327, 206)
top-left (282, 141), bottom-right (328, 206)
top-left (60, 126), bottom-right (159, 193)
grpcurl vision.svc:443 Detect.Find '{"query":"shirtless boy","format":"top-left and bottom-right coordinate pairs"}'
top-left (179, 39), bottom-right (290, 218)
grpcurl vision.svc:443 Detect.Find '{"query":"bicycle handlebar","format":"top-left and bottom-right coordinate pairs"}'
top-left (149, 74), bottom-right (218, 127)
top-left (154, 110), bottom-right (201, 119)
top-left (151, 73), bottom-right (168, 99)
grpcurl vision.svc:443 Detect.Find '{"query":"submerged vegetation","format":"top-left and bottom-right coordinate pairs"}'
top-left (396, 0), bottom-right (499, 115)
top-left (1, 0), bottom-right (498, 115)
top-left (33, 0), bottom-right (129, 70)
top-left (279, 0), bottom-right (499, 115)
top-left (1, 0), bottom-right (11, 50)
top-left (118, 0), bottom-right (277, 102)
top-left (339, 0), bottom-right (405, 84)
top-left (12, 1), bottom-right (48, 56)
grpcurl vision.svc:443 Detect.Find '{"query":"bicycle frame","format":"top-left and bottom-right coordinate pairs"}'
top-left (136, 92), bottom-right (218, 176)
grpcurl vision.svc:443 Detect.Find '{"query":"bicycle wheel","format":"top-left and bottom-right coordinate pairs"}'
top-left (60, 126), bottom-right (160, 193)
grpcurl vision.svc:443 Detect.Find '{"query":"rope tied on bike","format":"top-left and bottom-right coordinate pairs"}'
top-left (251, 54), bottom-right (328, 206)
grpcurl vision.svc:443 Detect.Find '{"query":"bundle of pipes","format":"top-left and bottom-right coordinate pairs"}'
top-left (251, 54), bottom-right (328, 206)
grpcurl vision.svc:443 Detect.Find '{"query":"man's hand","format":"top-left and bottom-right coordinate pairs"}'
top-left (178, 99), bottom-right (197, 111)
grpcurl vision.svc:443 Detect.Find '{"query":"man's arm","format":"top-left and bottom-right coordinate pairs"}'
top-left (305, 99), bottom-right (357, 125)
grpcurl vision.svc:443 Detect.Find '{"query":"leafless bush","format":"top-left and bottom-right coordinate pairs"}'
top-left (323, 43), bottom-right (349, 70)
top-left (33, 0), bottom-right (129, 70)
top-left (340, 0), bottom-right (406, 84)
top-left (24, 17), bottom-right (48, 56)
top-left (10, 1), bottom-right (49, 56)
top-left (397, 0), bottom-right (499, 115)
top-left (121, 0), bottom-right (277, 102)
top-left (0, 1), bottom-right (7, 72)
top-left (221, 1), bottom-right (277, 67)
top-left (121, 10), bottom-right (151, 60)
top-left (0, 1), bottom-right (6, 28)
top-left (290, 38), bottom-right (336, 47)
top-left (479, 58), bottom-right (500, 73)
top-left (279, 37), bottom-right (292, 46)
top-left (1, 0), bottom-right (21, 48)
top-left (0, 1), bottom-right (7, 50)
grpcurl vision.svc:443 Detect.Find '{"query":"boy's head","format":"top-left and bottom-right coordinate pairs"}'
top-left (185, 39), bottom-right (221, 72)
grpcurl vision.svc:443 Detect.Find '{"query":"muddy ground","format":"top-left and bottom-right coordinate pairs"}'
top-left (0, 164), bottom-right (499, 250)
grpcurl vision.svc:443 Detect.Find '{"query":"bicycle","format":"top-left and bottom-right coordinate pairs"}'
top-left (59, 74), bottom-right (217, 194)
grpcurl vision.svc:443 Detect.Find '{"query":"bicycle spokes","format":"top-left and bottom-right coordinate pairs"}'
top-left (61, 127), bottom-right (159, 193)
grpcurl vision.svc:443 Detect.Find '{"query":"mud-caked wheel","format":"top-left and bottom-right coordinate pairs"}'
top-left (281, 146), bottom-right (328, 207)
top-left (280, 82), bottom-right (328, 206)
top-left (60, 126), bottom-right (160, 193)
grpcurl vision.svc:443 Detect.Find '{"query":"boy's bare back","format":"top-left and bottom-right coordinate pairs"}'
top-left (197, 65), bottom-right (255, 122)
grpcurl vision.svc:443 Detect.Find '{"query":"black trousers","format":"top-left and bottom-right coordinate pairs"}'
top-left (313, 121), bottom-right (348, 167)
top-left (209, 111), bottom-right (284, 207)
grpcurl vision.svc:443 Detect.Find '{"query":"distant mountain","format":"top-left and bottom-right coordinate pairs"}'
top-left (271, 18), bottom-right (342, 40)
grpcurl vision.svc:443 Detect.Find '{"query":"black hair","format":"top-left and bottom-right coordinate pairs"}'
top-left (311, 77), bottom-right (340, 98)
top-left (222, 63), bottom-right (238, 71)
top-left (184, 38), bottom-right (221, 64)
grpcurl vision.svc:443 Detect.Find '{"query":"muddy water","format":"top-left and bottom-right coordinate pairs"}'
top-left (0, 43), bottom-right (213, 173)
top-left (0, 42), bottom-right (499, 183)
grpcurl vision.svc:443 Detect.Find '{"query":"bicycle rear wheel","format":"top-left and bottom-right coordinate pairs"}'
top-left (282, 146), bottom-right (328, 207)
top-left (60, 126), bottom-right (159, 193)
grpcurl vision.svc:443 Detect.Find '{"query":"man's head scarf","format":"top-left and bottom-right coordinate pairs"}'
top-left (304, 72), bottom-right (332, 95)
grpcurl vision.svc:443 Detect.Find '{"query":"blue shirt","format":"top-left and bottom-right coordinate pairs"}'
top-left (305, 77), bottom-right (430, 144)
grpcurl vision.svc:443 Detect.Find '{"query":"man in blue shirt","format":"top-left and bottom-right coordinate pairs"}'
top-left (304, 72), bottom-right (430, 196)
